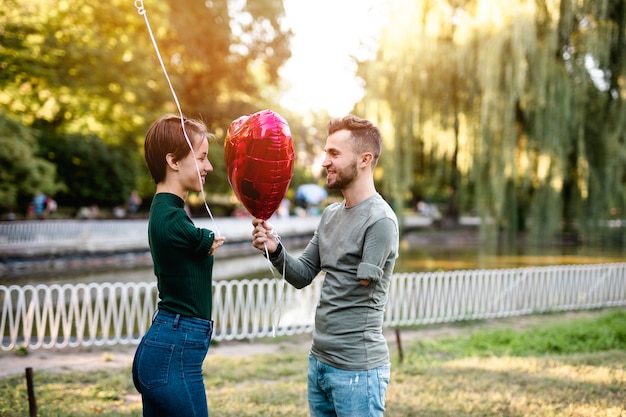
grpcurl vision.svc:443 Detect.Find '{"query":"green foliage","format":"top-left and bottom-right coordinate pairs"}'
top-left (37, 132), bottom-right (139, 208)
top-left (0, 113), bottom-right (65, 212)
top-left (162, 0), bottom-right (292, 129)
top-left (0, 0), bottom-right (172, 138)
top-left (358, 0), bottom-right (626, 244)
top-left (13, 346), bottom-right (28, 357)
top-left (0, 0), bottom-right (293, 215)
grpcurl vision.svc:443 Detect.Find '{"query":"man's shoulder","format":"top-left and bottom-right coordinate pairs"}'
top-left (369, 194), bottom-right (398, 222)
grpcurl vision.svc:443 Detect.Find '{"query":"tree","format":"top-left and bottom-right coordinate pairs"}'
top-left (0, 0), bottom-right (172, 140)
top-left (0, 113), bottom-right (65, 214)
top-left (0, 0), bottom-right (293, 213)
top-left (357, 0), bottom-right (626, 245)
top-left (37, 132), bottom-right (139, 208)
top-left (160, 0), bottom-right (292, 125)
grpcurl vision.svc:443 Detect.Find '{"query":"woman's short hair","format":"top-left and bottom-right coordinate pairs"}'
top-left (144, 114), bottom-right (209, 184)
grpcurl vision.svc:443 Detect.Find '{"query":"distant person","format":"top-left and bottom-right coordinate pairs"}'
top-left (77, 206), bottom-right (93, 219)
top-left (113, 206), bottom-right (126, 218)
top-left (276, 197), bottom-right (291, 219)
top-left (128, 190), bottom-right (142, 215)
top-left (132, 114), bottom-right (226, 417)
top-left (46, 196), bottom-right (57, 217)
top-left (77, 206), bottom-right (88, 219)
top-left (32, 192), bottom-right (47, 219)
top-left (252, 115), bottom-right (399, 416)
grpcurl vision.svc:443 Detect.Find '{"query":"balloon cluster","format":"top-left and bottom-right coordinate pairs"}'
top-left (224, 109), bottom-right (294, 220)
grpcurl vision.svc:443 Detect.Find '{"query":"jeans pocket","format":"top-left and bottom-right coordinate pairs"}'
top-left (376, 365), bottom-right (391, 410)
top-left (137, 338), bottom-right (175, 390)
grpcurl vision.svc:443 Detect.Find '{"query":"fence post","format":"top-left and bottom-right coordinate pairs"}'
top-left (25, 367), bottom-right (37, 417)
top-left (395, 328), bottom-right (404, 364)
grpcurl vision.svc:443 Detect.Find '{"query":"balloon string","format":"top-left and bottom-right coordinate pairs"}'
top-left (264, 229), bottom-right (285, 338)
top-left (135, 0), bottom-right (221, 237)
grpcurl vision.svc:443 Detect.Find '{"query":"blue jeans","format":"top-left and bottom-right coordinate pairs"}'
top-left (132, 310), bottom-right (213, 417)
top-left (308, 353), bottom-right (391, 417)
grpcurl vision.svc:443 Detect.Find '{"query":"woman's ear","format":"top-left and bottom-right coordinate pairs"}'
top-left (165, 153), bottom-right (179, 171)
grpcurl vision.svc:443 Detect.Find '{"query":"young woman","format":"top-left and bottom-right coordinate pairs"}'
top-left (132, 114), bottom-right (226, 417)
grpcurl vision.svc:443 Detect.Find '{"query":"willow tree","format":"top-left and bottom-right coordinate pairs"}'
top-left (357, 0), bottom-right (626, 245)
top-left (356, 0), bottom-right (481, 231)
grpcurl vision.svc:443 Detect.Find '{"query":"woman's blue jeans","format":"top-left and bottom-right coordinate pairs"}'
top-left (132, 310), bottom-right (213, 417)
top-left (307, 353), bottom-right (391, 417)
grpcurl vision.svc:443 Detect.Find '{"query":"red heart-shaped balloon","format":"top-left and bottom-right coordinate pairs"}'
top-left (224, 109), bottom-right (295, 220)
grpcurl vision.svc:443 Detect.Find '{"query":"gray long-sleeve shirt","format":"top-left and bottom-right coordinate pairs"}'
top-left (270, 193), bottom-right (399, 370)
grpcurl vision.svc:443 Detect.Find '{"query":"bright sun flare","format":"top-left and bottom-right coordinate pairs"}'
top-left (279, 0), bottom-right (387, 117)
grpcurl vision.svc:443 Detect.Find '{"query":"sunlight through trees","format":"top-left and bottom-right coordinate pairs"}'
top-left (356, 0), bottom-right (626, 244)
top-left (1, 0), bottom-right (625, 247)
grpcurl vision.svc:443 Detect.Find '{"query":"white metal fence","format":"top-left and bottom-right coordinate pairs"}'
top-left (1, 263), bottom-right (625, 351)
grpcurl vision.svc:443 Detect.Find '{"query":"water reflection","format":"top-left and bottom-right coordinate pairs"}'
top-left (397, 245), bottom-right (625, 273)
top-left (6, 240), bottom-right (624, 286)
top-left (8, 253), bottom-right (287, 286)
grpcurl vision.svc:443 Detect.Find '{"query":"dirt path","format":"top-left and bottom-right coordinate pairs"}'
top-left (0, 310), bottom-right (607, 379)
top-left (0, 334), bottom-right (316, 378)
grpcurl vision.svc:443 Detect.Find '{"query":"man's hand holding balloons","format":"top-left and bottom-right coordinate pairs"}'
top-left (251, 219), bottom-right (278, 253)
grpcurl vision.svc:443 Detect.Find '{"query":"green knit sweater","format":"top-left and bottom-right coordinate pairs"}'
top-left (148, 192), bottom-right (215, 320)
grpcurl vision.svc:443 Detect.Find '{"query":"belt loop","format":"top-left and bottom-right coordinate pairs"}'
top-left (173, 314), bottom-right (180, 330)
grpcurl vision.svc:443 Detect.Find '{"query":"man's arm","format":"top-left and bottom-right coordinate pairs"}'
top-left (251, 218), bottom-right (321, 289)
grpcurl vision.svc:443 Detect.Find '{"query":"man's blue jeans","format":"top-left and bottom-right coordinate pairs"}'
top-left (307, 353), bottom-right (391, 417)
top-left (132, 310), bottom-right (213, 417)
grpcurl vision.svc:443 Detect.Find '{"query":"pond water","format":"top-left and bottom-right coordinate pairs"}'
top-left (396, 244), bottom-right (625, 273)
top-left (6, 230), bottom-right (624, 286)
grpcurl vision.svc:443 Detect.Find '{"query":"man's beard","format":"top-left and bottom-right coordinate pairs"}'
top-left (326, 160), bottom-right (358, 190)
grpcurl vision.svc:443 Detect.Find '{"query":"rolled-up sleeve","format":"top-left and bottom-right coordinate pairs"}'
top-left (357, 218), bottom-right (398, 282)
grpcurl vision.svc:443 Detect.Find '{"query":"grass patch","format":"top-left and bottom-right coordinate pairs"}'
top-left (0, 309), bottom-right (624, 416)
top-left (0, 369), bottom-right (141, 417)
top-left (405, 309), bottom-right (626, 364)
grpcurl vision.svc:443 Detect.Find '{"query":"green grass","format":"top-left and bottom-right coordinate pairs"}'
top-left (0, 308), bottom-right (624, 416)
top-left (405, 309), bottom-right (626, 363)
top-left (0, 369), bottom-right (140, 417)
